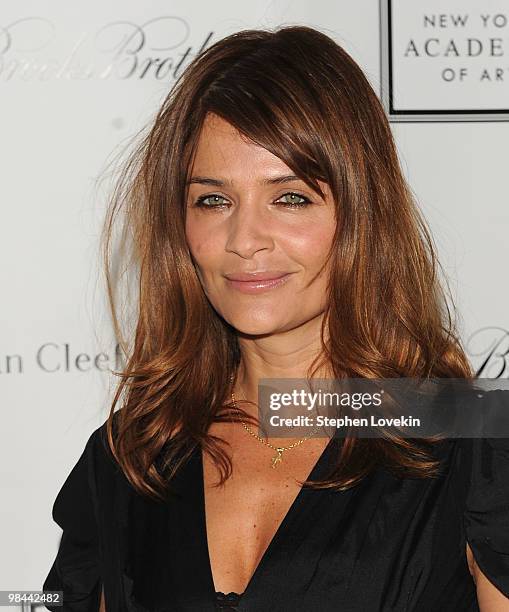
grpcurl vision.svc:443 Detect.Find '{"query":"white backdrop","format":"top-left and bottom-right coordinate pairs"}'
top-left (1, 1), bottom-right (507, 608)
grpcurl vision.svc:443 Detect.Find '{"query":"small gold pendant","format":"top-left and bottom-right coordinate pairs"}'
top-left (271, 448), bottom-right (284, 468)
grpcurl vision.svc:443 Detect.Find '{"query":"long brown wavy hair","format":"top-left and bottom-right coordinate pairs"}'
top-left (101, 25), bottom-right (474, 501)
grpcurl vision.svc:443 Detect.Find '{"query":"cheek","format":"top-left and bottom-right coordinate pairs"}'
top-left (280, 221), bottom-right (334, 267)
top-left (185, 222), bottom-right (222, 271)
top-left (185, 216), bottom-right (208, 257)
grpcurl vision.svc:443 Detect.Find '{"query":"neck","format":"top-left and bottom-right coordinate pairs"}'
top-left (234, 313), bottom-right (332, 415)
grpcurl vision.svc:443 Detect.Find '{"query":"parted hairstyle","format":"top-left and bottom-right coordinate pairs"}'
top-left (101, 24), bottom-right (474, 501)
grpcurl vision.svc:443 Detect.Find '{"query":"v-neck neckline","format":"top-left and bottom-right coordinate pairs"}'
top-left (198, 434), bottom-right (338, 603)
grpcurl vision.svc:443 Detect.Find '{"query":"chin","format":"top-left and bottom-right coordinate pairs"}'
top-left (223, 313), bottom-right (285, 337)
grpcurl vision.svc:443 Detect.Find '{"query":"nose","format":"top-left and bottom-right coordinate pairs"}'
top-left (225, 201), bottom-right (274, 259)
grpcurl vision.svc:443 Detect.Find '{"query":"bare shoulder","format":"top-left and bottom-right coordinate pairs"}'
top-left (99, 586), bottom-right (106, 612)
top-left (466, 543), bottom-right (509, 610)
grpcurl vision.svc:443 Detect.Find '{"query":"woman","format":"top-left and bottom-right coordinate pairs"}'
top-left (43, 25), bottom-right (509, 611)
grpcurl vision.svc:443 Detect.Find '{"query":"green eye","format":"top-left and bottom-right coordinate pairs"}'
top-left (194, 194), bottom-right (228, 208)
top-left (193, 191), bottom-right (312, 209)
top-left (277, 192), bottom-right (311, 208)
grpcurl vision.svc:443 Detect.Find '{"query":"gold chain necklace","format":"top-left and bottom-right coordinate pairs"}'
top-left (229, 372), bottom-right (319, 468)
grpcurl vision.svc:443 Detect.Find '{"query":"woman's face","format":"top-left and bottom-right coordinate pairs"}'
top-left (185, 113), bottom-right (336, 336)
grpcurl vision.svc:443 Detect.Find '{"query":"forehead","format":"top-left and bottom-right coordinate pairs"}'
top-left (189, 113), bottom-right (292, 179)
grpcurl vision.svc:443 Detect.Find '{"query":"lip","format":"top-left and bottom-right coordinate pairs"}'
top-left (224, 271), bottom-right (291, 281)
top-left (224, 271), bottom-right (293, 294)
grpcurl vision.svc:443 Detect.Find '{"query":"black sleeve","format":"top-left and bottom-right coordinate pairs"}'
top-left (43, 428), bottom-right (103, 611)
top-left (463, 392), bottom-right (509, 598)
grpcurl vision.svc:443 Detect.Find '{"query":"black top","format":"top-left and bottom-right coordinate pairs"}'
top-left (43, 395), bottom-right (509, 611)
top-left (215, 591), bottom-right (242, 610)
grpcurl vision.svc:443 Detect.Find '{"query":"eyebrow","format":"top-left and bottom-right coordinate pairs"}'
top-left (186, 173), bottom-right (303, 186)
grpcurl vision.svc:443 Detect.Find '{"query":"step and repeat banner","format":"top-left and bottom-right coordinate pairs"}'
top-left (1, 0), bottom-right (507, 606)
